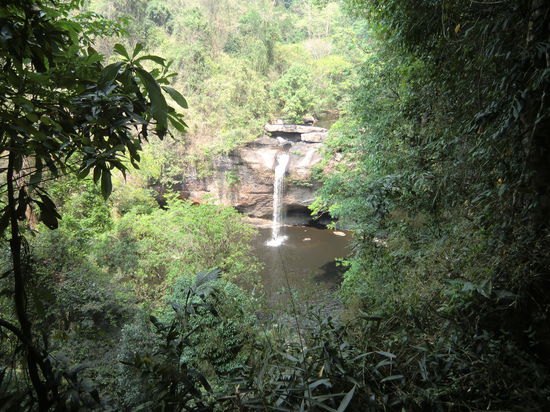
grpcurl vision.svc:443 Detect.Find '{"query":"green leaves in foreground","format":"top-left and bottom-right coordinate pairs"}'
top-left (0, 33), bottom-right (188, 233)
top-left (135, 66), bottom-right (168, 132)
top-left (162, 86), bottom-right (188, 109)
top-left (0, 5), bottom-right (189, 407)
top-left (230, 313), bottom-right (404, 411)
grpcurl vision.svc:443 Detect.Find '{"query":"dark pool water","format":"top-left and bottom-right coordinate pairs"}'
top-left (252, 226), bottom-right (351, 304)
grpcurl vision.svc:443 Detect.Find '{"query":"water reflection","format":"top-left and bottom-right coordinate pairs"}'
top-left (253, 226), bottom-right (351, 304)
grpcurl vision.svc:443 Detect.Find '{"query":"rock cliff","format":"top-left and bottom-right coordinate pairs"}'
top-left (179, 124), bottom-right (328, 219)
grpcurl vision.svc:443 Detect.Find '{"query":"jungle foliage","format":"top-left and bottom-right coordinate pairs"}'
top-left (1, 0), bottom-right (550, 411)
top-left (85, 0), bottom-right (360, 180)
top-left (0, 0), bottom-right (188, 408)
top-left (312, 0), bottom-right (550, 409)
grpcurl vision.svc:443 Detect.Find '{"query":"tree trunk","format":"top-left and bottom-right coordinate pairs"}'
top-left (7, 150), bottom-right (50, 410)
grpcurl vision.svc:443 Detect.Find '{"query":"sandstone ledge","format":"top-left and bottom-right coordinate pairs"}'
top-left (264, 124), bottom-right (328, 135)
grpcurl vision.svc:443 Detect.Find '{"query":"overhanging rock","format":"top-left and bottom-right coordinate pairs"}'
top-left (264, 123), bottom-right (328, 143)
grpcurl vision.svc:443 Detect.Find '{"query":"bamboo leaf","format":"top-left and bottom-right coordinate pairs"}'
top-left (380, 375), bottom-right (404, 383)
top-left (376, 351), bottom-right (396, 359)
top-left (336, 385), bottom-right (356, 412)
top-left (168, 114), bottom-right (187, 133)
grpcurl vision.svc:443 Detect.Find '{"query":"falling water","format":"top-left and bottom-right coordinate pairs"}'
top-left (266, 153), bottom-right (290, 247)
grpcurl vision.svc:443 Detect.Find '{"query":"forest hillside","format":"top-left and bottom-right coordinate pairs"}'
top-left (1, 0), bottom-right (549, 411)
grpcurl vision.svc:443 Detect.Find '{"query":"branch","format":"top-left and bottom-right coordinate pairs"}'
top-left (0, 318), bottom-right (25, 342)
top-left (0, 171), bottom-right (71, 195)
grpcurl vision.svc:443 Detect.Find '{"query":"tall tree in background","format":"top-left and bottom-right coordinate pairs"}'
top-left (0, 0), bottom-right (187, 408)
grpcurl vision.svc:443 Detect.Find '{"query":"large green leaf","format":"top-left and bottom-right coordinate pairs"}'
top-left (168, 114), bottom-right (187, 133)
top-left (35, 193), bottom-right (61, 229)
top-left (135, 67), bottom-right (168, 132)
top-left (134, 55), bottom-right (166, 65)
top-left (113, 43), bottom-right (130, 60)
top-left (100, 168), bottom-right (112, 200)
top-left (161, 86), bottom-right (188, 109)
top-left (132, 43), bottom-right (144, 58)
top-left (98, 62), bottom-right (124, 91)
top-left (194, 269), bottom-right (221, 288)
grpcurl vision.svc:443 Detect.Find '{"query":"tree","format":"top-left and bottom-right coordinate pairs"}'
top-left (0, 0), bottom-right (187, 408)
top-left (271, 65), bottom-right (314, 122)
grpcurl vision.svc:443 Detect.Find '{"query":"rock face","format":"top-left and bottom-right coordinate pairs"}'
top-left (264, 124), bottom-right (328, 135)
top-left (301, 132), bottom-right (326, 143)
top-left (264, 124), bottom-right (328, 143)
top-left (179, 124), bottom-right (328, 218)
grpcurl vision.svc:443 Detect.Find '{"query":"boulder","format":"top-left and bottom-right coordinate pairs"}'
top-left (302, 114), bottom-right (315, 125)
top-left (245, 136), bottom-right (279, 147)
top-left (301, 131), bottom-right (328, 143)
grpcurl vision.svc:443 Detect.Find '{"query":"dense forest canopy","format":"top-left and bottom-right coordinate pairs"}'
top-left (1, 0), bottom-right (549, 410)
top-left (84, 0), bottom-right (361, 181)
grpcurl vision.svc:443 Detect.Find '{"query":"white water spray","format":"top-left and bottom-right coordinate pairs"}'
top-left (266, 153), bottom-right (290, 247)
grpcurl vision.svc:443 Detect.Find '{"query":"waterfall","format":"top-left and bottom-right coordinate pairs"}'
top-left (266, 153), bottom-right (290, 247)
